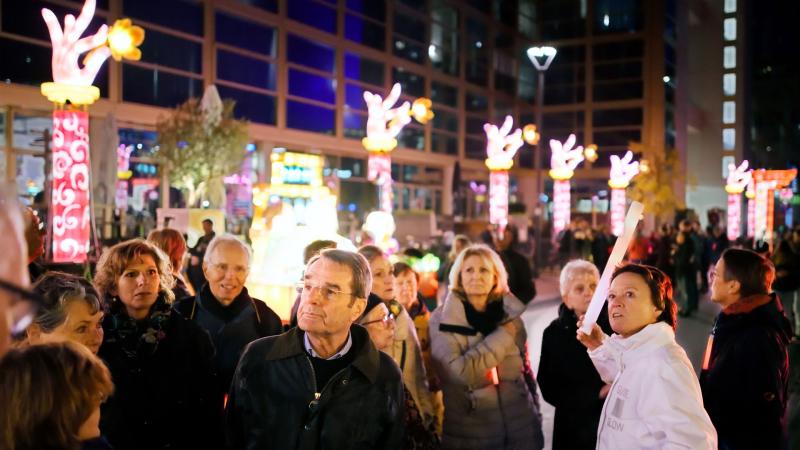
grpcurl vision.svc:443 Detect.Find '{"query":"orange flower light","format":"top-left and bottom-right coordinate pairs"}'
top-left (584, 144), bottom-right (598, 163)
top-left (410, 98), bottom-right (434, 124)
top-left (523, 124), bottom-right (540, 145)
top-left (107, 19), bottom-right (144, 61)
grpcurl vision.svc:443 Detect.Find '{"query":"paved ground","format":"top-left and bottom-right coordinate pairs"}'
top-left (522, 271), bottom-right (720, 450)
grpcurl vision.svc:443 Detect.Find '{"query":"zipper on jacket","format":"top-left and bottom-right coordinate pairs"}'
top-left (305, 356), bottom-right (350, 412)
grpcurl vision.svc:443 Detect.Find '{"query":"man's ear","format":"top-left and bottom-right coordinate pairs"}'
top-left (729, 279), bottom-right (742, 297)
top-left (350, 297), bottom-right (367, 322)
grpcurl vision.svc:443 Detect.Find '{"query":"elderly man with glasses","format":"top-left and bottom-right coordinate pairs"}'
top-left (174, 234), bottom-right (282, 412)
top-left (225, 249), bottom-right (404, 450)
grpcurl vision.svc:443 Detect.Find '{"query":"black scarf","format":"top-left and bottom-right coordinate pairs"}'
top-left (104, 294), bottom-right (172, 359)
top-left (198, 283), bottom-right (251, 322)
top-left (461, 294), bottom-right (506, 336)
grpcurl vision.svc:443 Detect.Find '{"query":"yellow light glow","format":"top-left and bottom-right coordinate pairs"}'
top-left (40, 82), bottom-right (100, 105)
top-left (584, 144), bottom-right (598, 163)
top-left (639, 159), bottom-right (650, 174)
top-left (485, 159), bottom-right (515, 171)
top-left (523, 124), bottom-right (539, 145)
top-left (549, 168), bottom-right (575, 181)
top-left (362, 136), bottom-right (398, 153)
top-left (107, 19), bottom-right (144, 61)
top-left (410, 98), bottom-right (434, 123)
top-left (608, 179), bottom-right (631, 189)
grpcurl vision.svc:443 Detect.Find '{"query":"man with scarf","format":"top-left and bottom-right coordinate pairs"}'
top-left (174, 235), bottom-right (282, 408)
top-left (701, 248), bottom-right (792, 450)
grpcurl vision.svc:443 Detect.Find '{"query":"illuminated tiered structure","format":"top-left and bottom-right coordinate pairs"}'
top-left (751, 169), bottom-right (797, 245)
top-left (484, 116), bottom-right (524, 232)
top-left (724, 160), bottom-right (751, 241)
top-left (40, 0), bottom-right (142, 262)
top-left (549, 134), bottom-right (586, 238)
top-left (607, 151), bottom-right (640, 236)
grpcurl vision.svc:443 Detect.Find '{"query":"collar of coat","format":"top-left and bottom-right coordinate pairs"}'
top-left (438, 290), bottom-right (525, 336)
top-left (722, 293), bottom-right (774, 315)
top-left (261, 325), bottom-right (382, 383)
top-left (600, 321), bottom-right (676, 366)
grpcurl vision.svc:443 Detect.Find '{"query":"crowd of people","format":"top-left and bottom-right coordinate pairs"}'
top-left (0, 199), bottom-right (798, 450)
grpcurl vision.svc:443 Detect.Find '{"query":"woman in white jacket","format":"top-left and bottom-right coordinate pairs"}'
top-left (578, 263), bottom-right (717, 450)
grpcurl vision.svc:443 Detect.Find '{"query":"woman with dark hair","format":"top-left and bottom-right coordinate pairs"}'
top-left (578, 264), bottom-right (717, 449)
top-left (147, 228), bottom-right (193, 300)
top-left (22, 272), bottom-right (104, 354)
top-left (0, 341), bottom-right (115, 450)
top-left (94, 239), bottom-right (218, 450)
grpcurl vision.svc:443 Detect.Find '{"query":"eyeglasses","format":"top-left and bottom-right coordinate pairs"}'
top-left (296, 283), bottom-right (355, 302)
top-left (361, 311), bottom-right (396, 327)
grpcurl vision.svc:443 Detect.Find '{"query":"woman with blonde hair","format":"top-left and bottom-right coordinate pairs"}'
top-left (94, 239), bottom-right (217, 450)
top-left (147, 228), bottom-right (194, 299)
top-left (429, 244), bottom-right (543, 449)
top-left (0, 341), bottom-right (114, 450)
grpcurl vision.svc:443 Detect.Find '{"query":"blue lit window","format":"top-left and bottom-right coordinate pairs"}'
top-left (123, 0), bottom-right (203, 36)
top-left (344, 53), bottom-right (384, 86)
top-left (233, 0), bottom-right (277, 13)
top-left (216, 12), bottom-right (278, 57)
top-left (288, 0), bottom-right (336, 34)
top-left (139, 28), bottom-right (202, 73)
top-left (346, 0), bottom-right (385, 21)
top-left (288, 69), bottom-right (335, 104)
top-left (345, 14), bottom-right (386, 51)
top-left (217, 50), bottom-right (276, 91)
top-left (122, 65), bottom-right (201, 107)
top-left (287, 101), bottom-right (335, 135)
top-left (288, 35), bottom-right (335, 73)
top-left (344, 111), bottom-right (367, 139)
top-left (217, 85), bottom-right (276, 125)
top-left (345, 83), bottom-right (367, 111)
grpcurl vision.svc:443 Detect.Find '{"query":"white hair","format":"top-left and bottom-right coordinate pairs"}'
top-left (559, 259), bottom-right (600, 297)
top-left (203, 234), bottom-right (251, 266)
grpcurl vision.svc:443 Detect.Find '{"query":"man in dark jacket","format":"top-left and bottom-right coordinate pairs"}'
top-left (701, 248), bottom-right (792, 450)
top-left (497, 225), bottom-right (537, 304)
top-left (225, 249), bottom-right (404, 450)
top-left (174, 235), bottom-right (282, 403)
top-left (188, 218), bottom-right (216, 292)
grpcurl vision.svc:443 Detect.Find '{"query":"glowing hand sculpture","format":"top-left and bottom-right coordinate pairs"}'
top-left (484, 115), bottom-right (523, 171)
top-left (608, 151), bottom-right (640, 188)
top-left (549, 134), bottom-right (585, 180)
top-left (725, 160), bottom-right (751, 194)
top-left (363, 83), bottom-right (411, 152)
top-left (42, 0), bottom-right (110, 86)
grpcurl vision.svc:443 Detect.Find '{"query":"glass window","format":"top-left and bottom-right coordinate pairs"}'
top-left (430, 1), bottom-right (459, 76)
top-left (345, 14), bottom-right (386, 51)
top-left (538, 0), bottom-right (586, 40)
top-left (288, 0), bottom-right (336, 34)
top-left (286, 101), bottom-right (335, 135)
top-left (493, 0), bottom-right (517, 23)
top-left (233, 0), bottom-right (278, 12)
top-left (466, 92), bottom-right (488, 112)
top-left (723, 73), bottom-right (736, 96)
top-left (594, 61), bottom-right (642, 81)
top-left (465, 137), bottom-right (485, 160)
top-left (17, 154), bottom-right (46, 200)
top-left (139, 28), bottom-right (202, 73)
top-left (346, 0), bottom-right (386, 21)
top-left (593, 108), bottom-right (642, 127)
top-left (432, 0), bottom-right (458, 28)
top-left (592, 129), bottom-right (641, 147)
top-left (594, 0), bottom-right (643, 34)
top-left (0, 111), bottom-right (5, 148)
top-left (394, 12), bottom-right (426, 40)
top-left (402, 165), bottom-right (419, 183)
top-left (723, 128), bottom-right (735, 150)
top-left (433, 109), bottom-right (458, 132)
top-left (519, 47), bottom-right (536, 102)
top-left (724, 46), bottom-right (736, 69)
top-left (518, 0), bottom-right (538, 39)
top-left (724, 0), bottom-right (736, 13)
top-left (12, 114), bottom-right (52, 153)
top-left (288, 35), bottom-right (336, 73)
top-left (593, 81), bottom-right (642, 101)
top-left (392, 67), bottom-right (425, 97)
top-left (466, 116), bottom-right (487, 133)
top-left (344, 110), bottom-right (367, 139)
top-left (122, 64), bottom-right (201, 107)
top-left (216, 85), bottom-right (276, 125)
top-left (394, 37), bottom-right (426, 64)
top-left (398, 0), bottom-right (425, 8)
top-left (431, 133), bottom-right (458, 155)
top-left (288, 69), bottom-right (335, 104)
top-left (722, 101), bottom-right (736, 124)
top-left (123, 0), bottom-right (203, 36)
top-left (216, 12), bottom-right (278, 57)
top-left (432, 82), bottom-right (458, 106)
top-left (341, 157), bottom-right (367, 177)
top-left (547, 84), bottom-right (586, 105)
top-left (217, 50), bottom-right (276, 90)
top-left (465, 18), bottom-right (488, 86)
top-left (345, 83), bottom-right (368, 111)
top-left (3, 0), bottom-right (106, 42)
top-left (0, 37), bottom-right (63, 88)
top-left (593, 40), bottom-right (643, 61)
top-left (494, 53), bottom-right (516, 97)
top-left (344, 53), bottom-right (384, 86)
top-left (398, 126), bottom-right (424, 150)
top-left (724, 18), bottom-right (737, 41)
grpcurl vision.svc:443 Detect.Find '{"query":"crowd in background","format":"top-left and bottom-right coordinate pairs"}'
top-left (0, 198), bottom-right (799, 450)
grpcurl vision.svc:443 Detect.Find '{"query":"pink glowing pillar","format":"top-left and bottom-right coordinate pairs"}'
top-left (610, 188), bottom-right (627, 236)
top-left (368, 153), bottom-right (393, 213)
top-left (746, 197), bottom-right (755, 238)
top-left (727, 193), bottom-right (741, 241)
top-left (489, 171), bottom-right (509, 231)
top-left (552, 180), bottom-right (571, 237)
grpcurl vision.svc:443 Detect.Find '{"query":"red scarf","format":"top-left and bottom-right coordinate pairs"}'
top-left (722, 294), bottom-right (773, 315)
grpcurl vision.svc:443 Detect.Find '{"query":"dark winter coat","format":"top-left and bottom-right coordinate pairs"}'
top-left (98, 305), bottom-right (218, 450)
top-left (174, 285), bottom-right (282, 398)
top-left (700, 293), bottom-right (792, 450)
top-left (225, 325), bottom-right (405, 450)
top-left (538, 303), bottom-right (613, 450)
top-left (500, 248), bottom-right (537, 304)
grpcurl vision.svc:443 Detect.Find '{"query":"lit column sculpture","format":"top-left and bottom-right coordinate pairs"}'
top-left (608, 151), bottom-right (640, 236)
top-left (40, 0), bottom-right (142, 262)
top-left (724, 160), bottom-right (751, 241)
top-left (549, 134), bottom-right (585, 238)
top-left (484, 116), bottom-right (523, 232)
top-left (746, 177), bottom-right (755, 239)
top-left (362, 83), bottom-right (432, 213)
top-left (751, 169), bottom-right (797, 245)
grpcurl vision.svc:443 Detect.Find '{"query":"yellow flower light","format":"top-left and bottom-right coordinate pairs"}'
top-left (584, 144), bottom-right (598, 163)
top-left (639, 159), bottom-right (650, 174)
top-left (523, 124), bottom-right (539, 145)
top-left (410, 98), bottom-right (434, 124)
top-left (107, 19), bottom-right (144, 61)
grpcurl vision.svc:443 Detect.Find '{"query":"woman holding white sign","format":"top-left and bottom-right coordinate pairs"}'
top-left (577, 264), bottom-right (717, 450)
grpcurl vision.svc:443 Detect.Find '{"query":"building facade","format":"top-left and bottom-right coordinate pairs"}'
top-left (0, 0), bottom-right (684, 239)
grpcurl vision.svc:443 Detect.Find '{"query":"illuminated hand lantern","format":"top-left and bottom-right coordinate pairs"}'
top-left (549, 134), bottom-right (585, 238)
top-left (724, 160), bottom-right (751, 241)
top-left (484, 116), bottom-right (523, 231)
top-left (608, 151), bottom-right (640, 236)
top-left (362, 83), bottom-right (432, 213)
top-left (40, 0), bottom-right (143, 263)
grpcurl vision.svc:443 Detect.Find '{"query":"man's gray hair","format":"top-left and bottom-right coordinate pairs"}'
top-left (203, 234), bottom-right (251, 266)
top-left (559, 259), bottom-right (600, 296)
top-left (307, 249), bottom-right (372, 300)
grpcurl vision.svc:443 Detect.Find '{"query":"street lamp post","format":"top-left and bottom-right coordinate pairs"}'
top-left (527, 46), bottom-right (557, 272)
